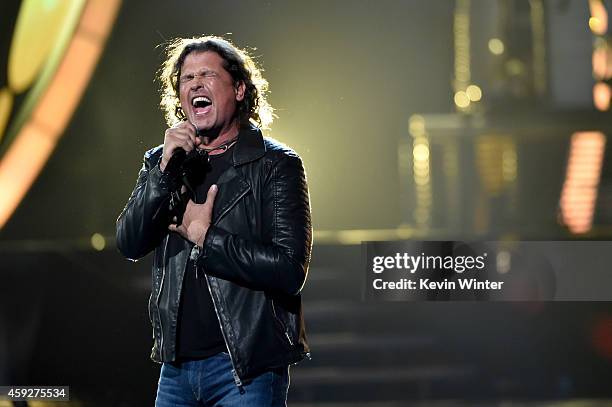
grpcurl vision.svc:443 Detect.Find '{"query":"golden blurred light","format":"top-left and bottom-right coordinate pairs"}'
top-left (530, 0), bottom-right (547, 95)
top-left (453, 0), bottom-right (471, 97)
top-left (0, 89), bottom-right (13, 139)
top-left (594, 81), bottom-right (611, 111)
top-left (454, 90), bottom-right (470, 108)
top-left (496, 250), bottom-right (511, 274)
top-left (0, 0), bottom-right (122, 229)
top-left (409, 114), bottom-right (425, 136)
top-left (8, 0), bottom-right (84, 93)
top-left (408, 113), bottom-right (431, 229)
top-left (590, 17), bottom-right (605, 34)
top-left (560, 131), bottom-right (606, 234)
top-left (502, 147), bottom-right (517, 182)
top-left (475, 135), bottom-right (516, 197)
top-left (505, 59), bottom-right (524, 76)
top-left (413, 143), bottom-right (430, 161)
top-left (466, 84), bottom-right (482, 101)
top-left (91, 232), bottom-right (106, 251)
top-left (592, 45), bottom-right (609, 79)
top-left (589, 0), bottom-right (608, 35)
top-left (488, 38), bottom-right (504, 55)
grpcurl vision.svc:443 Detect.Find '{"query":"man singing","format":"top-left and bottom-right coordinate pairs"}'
top-left (116, 35), bottom-right (312, 406)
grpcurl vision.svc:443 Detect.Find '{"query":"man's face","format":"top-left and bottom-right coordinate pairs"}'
top-left (178, 50), bottom-right (245, 134)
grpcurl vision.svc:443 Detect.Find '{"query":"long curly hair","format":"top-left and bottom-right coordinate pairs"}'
top-left (158, 35), bottom-right (274, 129)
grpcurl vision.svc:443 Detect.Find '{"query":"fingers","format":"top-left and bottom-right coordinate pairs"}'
top-left (205, 184), bottom-right (218, 207)
top-left (167, 125), bottom-right (196, 150)
top-left (185, 121), bottom-right (203, 147)
top-left (161, 122), bottom-right (198, 170)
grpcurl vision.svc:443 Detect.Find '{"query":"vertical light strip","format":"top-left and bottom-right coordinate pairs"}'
top-left (529, 0), bottom-right (547, 96)
top-left (589, 0), bottom-right (609, 35)
top-left (409, 115), bottom-right (432, 230)
top-left (453, 0), bottom-right (471, 112)
top-left (0, 0), bottom-right (122, 229)
top-left (560, 131), bottom-right (606, 234)
top-left (589, 0), bottom-right (611, 111)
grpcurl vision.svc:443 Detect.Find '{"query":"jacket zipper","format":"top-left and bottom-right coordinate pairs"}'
top-left (271, 299), bottom-right (294, 346)
top-left (156, 236), bottom-right (169, 360)
top-left (190, 181), bottom-right (250, 385)
top-left (204, 272), bottom-right (243, 386)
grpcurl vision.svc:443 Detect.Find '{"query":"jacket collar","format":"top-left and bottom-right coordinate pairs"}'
top-left (231, 123), bottom-right (266, 166)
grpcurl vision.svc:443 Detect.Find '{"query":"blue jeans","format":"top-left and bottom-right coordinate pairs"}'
top-left (155, 352), bottom-right (290, 406)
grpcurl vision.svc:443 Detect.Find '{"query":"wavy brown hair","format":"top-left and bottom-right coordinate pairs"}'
top-left (158, 35), bottom-right (274, 129)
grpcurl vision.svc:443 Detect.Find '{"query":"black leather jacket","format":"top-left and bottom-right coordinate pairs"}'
top-left (116, 125), bottom-right (312, 385)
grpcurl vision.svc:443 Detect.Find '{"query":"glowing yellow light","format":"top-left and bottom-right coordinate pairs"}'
top-left (506, 59), bottom-right (524, 76)
top-left (502, 148), bottom-right (517, 182)
top-left (488, 38), bottom-right (504, 55)
top-left (0, 0), bottom-right (122, 229)
top-left (589, 0), bottom-right (608, 35)
top-left (8, 0), bottom-right (84, 93)
top-left (409, 115), bottom-right (425, 136)
top-left (590, 17), bottom-right (604, 34)
top-left (454, 90), bottom-right (470, 108)
top-left (593, 45), bottom-right (608, 79)
top-left (0, 123), bottom-right (54, 227)
top-left (560, 131), bottom-right (606, 234)
top-left (496, 251), bottom-right (511, 274)
top-left (466, 84), bottom-right (482, 101)
top-left (413, 144), bottom-right (430, 161)
top-left (413, 166), bottom-right (430, 177)
top-left (476, 135), bottom-right (515, 196)
top-left (594, 82), bottom-right (611, 111)
top-left (0, 89), bottom-right (13, 140)
top-left (91, 233), bottom-right (106, 251)
top-left (413, 160), bottom-right (429, 170)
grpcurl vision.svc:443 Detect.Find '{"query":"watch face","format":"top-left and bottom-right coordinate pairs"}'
top-left (0, 0), bottom-right (122, 228)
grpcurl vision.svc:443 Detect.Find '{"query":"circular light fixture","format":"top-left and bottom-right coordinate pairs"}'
top-left (0, 0), bottom-right (122, 229)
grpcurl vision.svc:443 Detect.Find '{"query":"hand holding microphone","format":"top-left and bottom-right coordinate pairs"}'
top-left (161, 120), bottom-right (210, 226)
top-left (160, 120), bottom-right (202, 172)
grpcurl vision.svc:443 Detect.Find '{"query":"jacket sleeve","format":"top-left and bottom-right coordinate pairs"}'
top-left (116, 147), bottom-right (172, 260)
top-left (196, 153), bottom-right (312, 296)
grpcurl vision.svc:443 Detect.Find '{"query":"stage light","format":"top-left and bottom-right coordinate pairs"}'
top-left (0, 0), bottom-right (122, 229)
top-left (505, 59), bottom-right (524, 76)
top-left (454, 90), bottom-right (470, 108)
top-left (589, 0), bottom-right (608, 35)
top-left (496, 250), bottom-right (511, 274)
top-left (466, 84), bottom-right (482, 102)
top-left (488, 38), bottom-right (504, 55)
top-left (593, 82), bottom-right (611, 110)
top-left (0, 89), bottom-right (12, 138)
top-left (592, 45), bottom-right (608, 79)
top-left (560, 131), bottom-right (606, 234)
top-left (413, 143), bottom-right (430, 161)
top-left (91, 233), bottom-right (106, 251)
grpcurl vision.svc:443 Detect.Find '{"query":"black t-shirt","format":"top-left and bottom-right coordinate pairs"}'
top-left (176, 147), bottom-right (233, 360)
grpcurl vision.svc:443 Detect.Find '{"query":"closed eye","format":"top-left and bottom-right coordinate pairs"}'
top-left (180, 74), bottom-right (194, 83)
top-left (180, 70), bottom-right (217, 84)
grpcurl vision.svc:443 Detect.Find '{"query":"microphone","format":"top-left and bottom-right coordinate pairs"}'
top-left (165, 121), bottom-right (203, 176)
top-left (165, 122), bottom-right (210, 224)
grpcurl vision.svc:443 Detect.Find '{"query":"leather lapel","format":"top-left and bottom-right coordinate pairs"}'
top-left (212, 165), bottom-right (251, 225)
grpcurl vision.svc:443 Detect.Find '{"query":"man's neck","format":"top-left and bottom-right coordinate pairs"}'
top-left (198, 121), bottom-right (240, 155)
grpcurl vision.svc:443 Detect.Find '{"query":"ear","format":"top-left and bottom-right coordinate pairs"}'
top-left (235, 81), bottom-right (246, 102)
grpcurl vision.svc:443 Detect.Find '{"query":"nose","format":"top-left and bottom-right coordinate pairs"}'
top-left (190, 79), bottom-right (203, 91)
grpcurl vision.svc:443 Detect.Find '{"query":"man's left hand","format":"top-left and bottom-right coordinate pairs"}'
top-left (168, 185), bottom-right (218, 247)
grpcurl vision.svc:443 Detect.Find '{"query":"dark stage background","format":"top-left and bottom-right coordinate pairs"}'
top-left (1, 1), bottom-right (612, 406)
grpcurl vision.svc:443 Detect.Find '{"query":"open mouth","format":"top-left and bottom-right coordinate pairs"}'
top-left (192, 96), bottom-right (212, 115)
